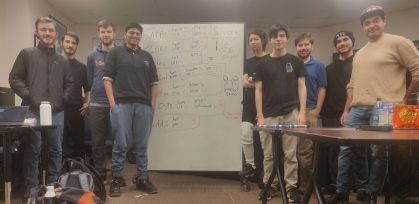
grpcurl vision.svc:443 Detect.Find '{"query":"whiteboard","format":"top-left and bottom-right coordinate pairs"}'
top-left (141, 23), bottom-right (245, 171)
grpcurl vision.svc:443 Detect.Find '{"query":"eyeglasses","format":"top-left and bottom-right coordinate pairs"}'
top-left (127, 31), bottom-right (142, 36)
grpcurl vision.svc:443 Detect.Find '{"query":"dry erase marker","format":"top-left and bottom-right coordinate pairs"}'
top-left (257, 124), bottom-right (307, 128)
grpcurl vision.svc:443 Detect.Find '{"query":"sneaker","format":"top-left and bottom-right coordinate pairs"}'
top-left (111, 172), bottom-right (127, 187)
top-left (323, 184), bottom-right (337, 195)
top-left (238, 163), bottom-right (255, 177)
top-left (258, 187), bottom-right (276, 201)
top-left (109, 177), bottom-right (124, 197)
top-left (287, 188), bottom-right (301, 203)
top-left (362, 193), bottom-right (377, 204)
top-left (136, 177), bottom-right (158, 194)
top-left (325, 192), bottom-right (349, 203)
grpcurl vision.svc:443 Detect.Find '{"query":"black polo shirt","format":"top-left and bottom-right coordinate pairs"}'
top-left (103, 44), bottom-right (158, 106)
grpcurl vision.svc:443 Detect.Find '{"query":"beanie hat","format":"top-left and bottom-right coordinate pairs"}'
top-left (334, 30), bottom-right (355, 47)
top-left (360, 5), bottom-right (385, 25)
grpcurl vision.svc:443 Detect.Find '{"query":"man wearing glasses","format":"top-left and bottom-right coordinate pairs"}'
top-left (103, 22), bottom-right (158, 197)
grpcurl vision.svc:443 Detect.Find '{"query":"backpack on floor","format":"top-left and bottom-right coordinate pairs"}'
top-left (59, 157), bottom-right (107, 202)
top-left (59, 169), bottom-right (94, 191)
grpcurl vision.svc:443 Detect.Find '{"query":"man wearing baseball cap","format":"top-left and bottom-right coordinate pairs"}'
top-left (326, 5), bottom-right (419, 204)
top-left (321, 30), bottom-right (368, 201)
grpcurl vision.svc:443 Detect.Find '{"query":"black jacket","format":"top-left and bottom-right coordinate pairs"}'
top-left (9, 44), bottom-right (74, 113)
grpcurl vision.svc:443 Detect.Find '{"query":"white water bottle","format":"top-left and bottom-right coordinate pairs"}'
top-left (44, 186), bottom-right (56, 204)
top-left (40, 101), bottom-right (52, 125)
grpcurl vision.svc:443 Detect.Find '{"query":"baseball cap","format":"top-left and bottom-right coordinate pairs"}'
top-left (360, 5), bottom-right (385, 25)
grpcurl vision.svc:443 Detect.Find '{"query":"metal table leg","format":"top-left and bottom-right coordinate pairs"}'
top-left (41, 130), bottom-right (48, 185)
top-left (302, 141), bottom-right (325, 204)
top-left (3, 132), bottom-right (12, 204)
top-left (273, 133), bottom-right (288, 204)
top-left (261, 133), bottom-right (288, 204)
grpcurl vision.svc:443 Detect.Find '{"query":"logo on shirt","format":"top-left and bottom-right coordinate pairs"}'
top-left (95, 61), bottom-right (105, 66)
top-left (286, 63), bottom-right (293, 72)
top-left (144, 61), bottom-right (149, 67)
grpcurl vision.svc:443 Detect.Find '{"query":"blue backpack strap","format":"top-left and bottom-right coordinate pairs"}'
top-left (77, 171), bottom-right (94, 191)
top-left (59, 172), bottom-right (70, 187)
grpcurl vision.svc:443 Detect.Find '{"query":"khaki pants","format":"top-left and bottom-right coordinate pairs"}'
top-left (297, 108), bottom-right (318, 168)
top-left (259, 108), bottom-right (299, 190)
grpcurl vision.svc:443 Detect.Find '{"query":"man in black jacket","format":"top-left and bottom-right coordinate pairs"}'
top-left (9, 17), bottom-right (74, 195)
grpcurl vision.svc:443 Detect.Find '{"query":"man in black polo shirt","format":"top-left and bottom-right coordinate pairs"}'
top-left (103, 22), bottom-right (158, 197)
top-left (254, 23), bottom-right (307, 203)
top-left (61, 31), bottom-right (91, 159)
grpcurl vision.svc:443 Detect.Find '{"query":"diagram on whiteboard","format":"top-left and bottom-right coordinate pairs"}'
top-left (141, 24), bottom-right (244, 171)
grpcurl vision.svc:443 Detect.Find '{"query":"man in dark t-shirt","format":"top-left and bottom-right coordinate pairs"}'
top-left (254, 23), bottom-right (308, 203)
top-left (60, 31), bottom-right (91, 159)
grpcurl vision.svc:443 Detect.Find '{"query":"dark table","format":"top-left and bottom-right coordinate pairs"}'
top-left (281, 128), bottom-right (419, 204)
top-left (0, 125), bottom-right (56, 204)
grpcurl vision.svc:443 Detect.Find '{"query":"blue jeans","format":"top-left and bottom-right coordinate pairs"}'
top-left (23, 110), bottom-right (64, 188)
top-left (336, 106), bottom-right (389, 196)
top-left (110, 103), bottom-right (154, 180)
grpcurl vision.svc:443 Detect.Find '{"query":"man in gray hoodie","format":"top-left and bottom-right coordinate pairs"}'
top-left (86, 19), bottom-right (116, 184)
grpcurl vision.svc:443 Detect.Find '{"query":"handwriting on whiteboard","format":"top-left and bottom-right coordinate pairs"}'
top-left (142, 24), bottom-right (243, 132)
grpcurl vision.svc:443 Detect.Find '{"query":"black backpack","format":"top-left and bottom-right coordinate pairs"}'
top-left (59, 157), bottom-right (107, 202)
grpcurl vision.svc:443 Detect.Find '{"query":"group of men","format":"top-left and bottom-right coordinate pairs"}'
top-left (8, 18), bottom-right (158, 200)
top-left (6, 4), bottom-right (419, 204)
top-left (251, 5), bottom-right (419, 204)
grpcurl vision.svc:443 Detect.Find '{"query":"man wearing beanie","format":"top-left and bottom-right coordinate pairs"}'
top-left (326, 5), bottom-right (419, 204)
top-left (322, 30), bottom-right (368, 201)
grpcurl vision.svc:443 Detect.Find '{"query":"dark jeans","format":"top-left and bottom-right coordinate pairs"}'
top-left (64, 105), bottom-right (85, 159)
top-left (24, 110), bottom-right (64, 188)
top-left (322, 116), bottom-right (368, 189)
top-left (337, 106), bottom-right (388, 196)
top-left (89, 105), bottom-right (112, 177)
top-left (110, 103), bottom-right (153, 180)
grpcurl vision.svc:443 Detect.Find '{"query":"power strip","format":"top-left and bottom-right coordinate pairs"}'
top-left (359, 125), bottom-right (393, 132)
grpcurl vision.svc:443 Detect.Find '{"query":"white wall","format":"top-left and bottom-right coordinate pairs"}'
top-left (0, 1), bottom-right (29, 88)
top-left (0, 0), bottom-right (74, 105)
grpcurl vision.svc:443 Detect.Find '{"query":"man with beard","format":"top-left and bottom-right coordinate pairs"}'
top-left (294, 33), bottom-right (327, 193)
top-left (87, 19), bottom-right (116, 184)
top-left (327, 6), bottom-right (419, 204)
top-left (103, 22), bottom-right (158, 197)
top-left (320, 31), bottom-right (368, 200)
top-left (61, 31), bottom-right (91, 159)
top-left (9, 17), bottom-right (74, 201)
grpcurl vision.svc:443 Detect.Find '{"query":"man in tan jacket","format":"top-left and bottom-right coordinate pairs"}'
top-left (326, 5), bottom-right (419, 204)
